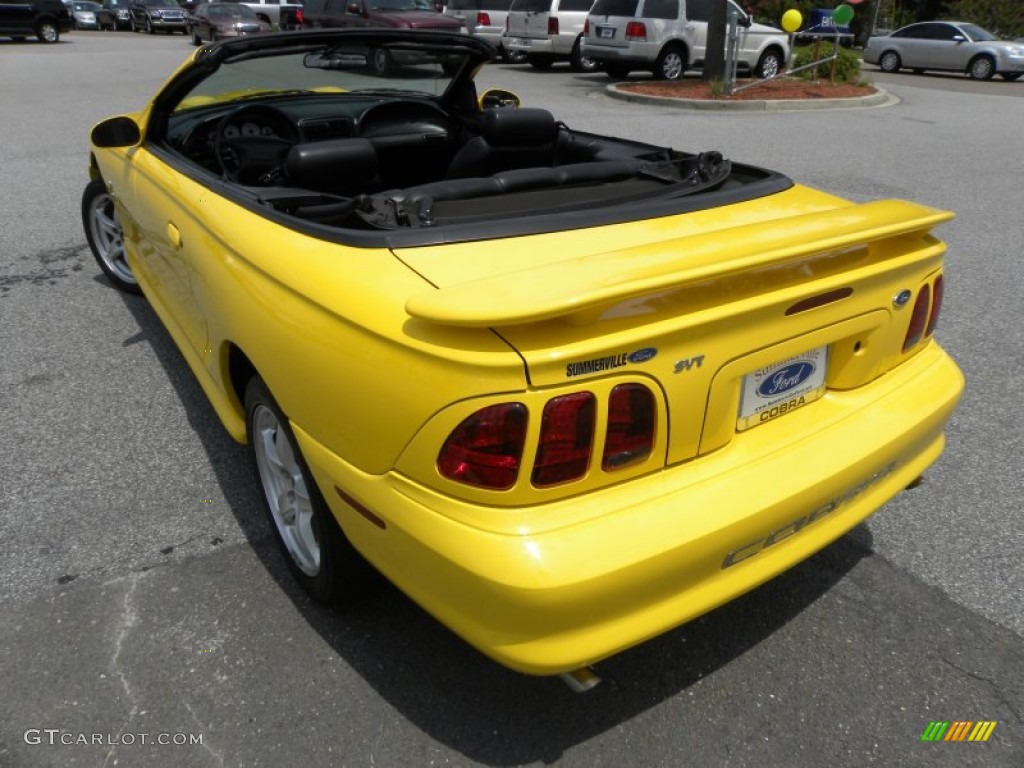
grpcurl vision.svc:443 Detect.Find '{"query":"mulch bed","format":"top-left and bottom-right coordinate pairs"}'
top-left (618, 77), bottom-right (876, 101)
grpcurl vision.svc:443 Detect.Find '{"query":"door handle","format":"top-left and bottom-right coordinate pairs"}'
top-left (166, 222), bottom-right (182, 250)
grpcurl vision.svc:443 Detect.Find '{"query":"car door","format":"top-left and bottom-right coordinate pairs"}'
top-left (926, 22), bottom-right (972, 70)
top-left (0, 0), bottom-right (36, 34)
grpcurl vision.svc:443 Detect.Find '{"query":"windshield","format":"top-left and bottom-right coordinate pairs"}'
top-left (369, 0), bottom-right (436, 10)
top-left (960, 23), bottom-right (998, 42)
top-left (173, 41), bottom-right (471, 111)
top-left (207, 4), bottom-right (259, 19)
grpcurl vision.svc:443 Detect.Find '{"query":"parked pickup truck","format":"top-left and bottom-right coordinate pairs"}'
top-left (222, 0), bottom-right (302, 29)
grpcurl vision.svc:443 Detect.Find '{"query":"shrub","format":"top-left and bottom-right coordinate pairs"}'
top-left (792, 43), bottom-right (862, 83)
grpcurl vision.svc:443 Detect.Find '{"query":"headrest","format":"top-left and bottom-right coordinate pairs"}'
top-left (480, 108), bottom-right (557, 147)
top-left (285, 137), bottom-right (378, 195)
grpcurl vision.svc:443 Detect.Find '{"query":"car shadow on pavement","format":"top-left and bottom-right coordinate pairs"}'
top-left (113, 276), bottom-right (875, 766)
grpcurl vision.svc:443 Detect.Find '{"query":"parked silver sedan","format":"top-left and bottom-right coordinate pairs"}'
top-left (864, 20), bottom-right (1024, 81)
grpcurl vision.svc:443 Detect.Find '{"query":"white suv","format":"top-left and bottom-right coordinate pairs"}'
top-left (502, 0), bottom-right (599, 72)
top-left (582, 0), bottom-right (790, 80)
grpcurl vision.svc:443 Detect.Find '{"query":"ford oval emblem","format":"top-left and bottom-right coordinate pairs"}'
top-left (893, 289), bottom-right (912, 307)
top-left (628, 347), bottom-right (658, 364)
top-left (757, 362), bottom-right (816, 398)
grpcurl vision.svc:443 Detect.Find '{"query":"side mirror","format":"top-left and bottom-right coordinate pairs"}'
top-left (479, 88), bottom-right (521, 110)
top-left (91, 116), bottom-right (141, 148)
top-left (346, 2), bottom-right (361, 13)
top-left (952, 34), bottom-right (965, 42)
top-left (738, 13), bottom-right (752, 28)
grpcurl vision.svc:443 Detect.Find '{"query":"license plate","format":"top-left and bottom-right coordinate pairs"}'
top-left (598, 26), bottom-right (615, 39)
top-left (737, 346), bottom-right (828, 431)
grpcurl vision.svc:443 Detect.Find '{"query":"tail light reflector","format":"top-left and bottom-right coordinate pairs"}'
top-left (625, 21), bottom-right (647, 41)
top-left (295, 8), bottom-right (302, 24)
top-left (603, 384), bottom-right (655, 470)
top-left (438, 403), bottom-right (527, 490)
top-left (902, 284), bottom-right (931, 352)
top-left (477, 11), bottom-right (490, 26)
top-left (532, 393), bottom-right (596, 487)
top-left (584, 19), bottom-right (589, 35)
top-left (925, 274), bottom-right (944, 338)
top-left (548, 17), bottom-right (559, 35)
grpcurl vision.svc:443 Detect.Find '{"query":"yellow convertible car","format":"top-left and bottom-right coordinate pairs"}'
top-left (82, 30), bottom-right (963, 681)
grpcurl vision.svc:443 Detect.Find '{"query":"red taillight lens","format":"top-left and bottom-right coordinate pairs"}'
top-left (477, 11), bottom-right (490, 26)
top-left (438, 403), bottom-right (527, 490)
top-left (603, 384), bottom-right (655, 470)
top-left (584, 19), bottom-right (589, 35)
top-left (925, 274), bottom-right (943, 337)
top-left (625, 21), bottom-right (646, 41)
top-left (548, 17), bottom-right (559, 35)
top-left (902, 284), bottom-right (931, 352)
top-left (532, 393), bottom-right (596, 487)
top-left (295, 8), bottom-right (303, 23)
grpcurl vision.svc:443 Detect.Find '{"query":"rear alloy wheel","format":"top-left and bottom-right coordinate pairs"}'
top-left (36, 20), bottom-right (60, 42)
top-left (879, 50), bottom-right (901, 73)
top-left (654, 45), bottom-right (686, 81)
top-left (755, 48), bottom-right (782, 79)
top-left (968, 55), bottom-right (995, 81)
top-left (570, 36), bottom-right (599, 73)
top-left (370, 47), bottom-right (390, 75)
top-left (245, 376), bottom-right (371, 604)
top-left (145, 16), bottom-right (154, 33)
top-left (82, 179), bottom-right (140, 294)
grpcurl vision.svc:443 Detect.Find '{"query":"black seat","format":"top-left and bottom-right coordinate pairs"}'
top-left (284, 137), bottom-right (379, 196)
top-left (446, 108), bottom-right (559, 179)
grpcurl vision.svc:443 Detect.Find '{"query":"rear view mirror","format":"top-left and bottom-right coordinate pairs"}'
top-left (479, 89), bottom-right (521, 110)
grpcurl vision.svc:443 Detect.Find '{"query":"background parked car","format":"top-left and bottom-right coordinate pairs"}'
top-left (583, 0), bottom-right (790, 80)
top-left (301, 0), bottom-right (463, 30)
top-left (188, 1), bottom-right (268, 42)
top-left (99, 0), bottom-right (132, 27)
top-left (71, 0), bottom-right (103, 28)
top-left (0, 0), bottom-right (72, 42)
top-left (502, 0), bottom-right (597, 72)
top-left (863, 20), bottom-right (1024, 81)
top-left (129, 0), bottom-right (188, 32)
top-left (444, 0), bottom-right (523, 61)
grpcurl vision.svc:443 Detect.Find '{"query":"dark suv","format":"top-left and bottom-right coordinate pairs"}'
top-left (302, 0), bottom-right (463, 31)
top-left (128, 0), bottom-right (187, 32)
top-left (0, 0), bottom-right (72, 42)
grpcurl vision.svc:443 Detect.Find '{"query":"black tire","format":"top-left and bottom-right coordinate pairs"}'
top-left (1002, 73), bottom-right (1022, 81)
top-left (245, 376), bottom-right (372, 605)
top-left (968, 55), bottom-right (995, 81)
top-left (878, 50), bottom-right (901, 73)
top-left (36, 19), bottom-right (60, 43)
top-left (654, 44), bottom-right (686, 81)
top-left (527, 54), bottom-right (554, 70)
top-left (145, 16), bottom-right (154, 34)
top-left (605, 64), bottom-right (630, 79)
top-left (754, 47), bottom-right (783, 79)
top-left (569, 35), bottom-right (599, 73)
top-left (82, 178), bottom-right (141, 295)
top-left (191, 27), bottom-right (201, 45)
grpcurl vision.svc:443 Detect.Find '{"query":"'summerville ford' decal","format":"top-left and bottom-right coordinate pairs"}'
top-left (566, 348), bottom-right (657, 378)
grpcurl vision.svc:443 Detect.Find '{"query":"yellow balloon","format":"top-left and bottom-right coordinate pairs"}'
top-left (781, 8), bottom-right (803, 33)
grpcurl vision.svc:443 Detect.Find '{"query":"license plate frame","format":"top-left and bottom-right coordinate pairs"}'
top-left (597, 26), bottom-right (615, 39)
top-left (738, 346), bottom-right (828, 431)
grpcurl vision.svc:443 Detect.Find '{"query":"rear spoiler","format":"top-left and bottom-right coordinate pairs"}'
top-left (404, 199), bottom-right (952, 327)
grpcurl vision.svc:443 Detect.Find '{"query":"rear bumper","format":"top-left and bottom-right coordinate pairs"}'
top-left (297, 342), bottom-right (962, 675)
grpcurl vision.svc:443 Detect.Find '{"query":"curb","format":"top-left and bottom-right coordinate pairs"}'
top-left (605, 83), bottom-right (899, 111)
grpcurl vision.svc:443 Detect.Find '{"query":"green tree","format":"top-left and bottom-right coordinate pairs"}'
top-left (947, 0), bottom-right (1024, 36)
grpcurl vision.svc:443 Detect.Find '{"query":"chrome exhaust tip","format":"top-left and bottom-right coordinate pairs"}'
top-left (559, 666), bottom-right (601, 693)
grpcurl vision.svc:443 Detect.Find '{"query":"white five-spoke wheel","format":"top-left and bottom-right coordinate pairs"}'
top-left (82, 178), bottom-right (140, 294)
top-left (245, 377), bottom-right (371, 604)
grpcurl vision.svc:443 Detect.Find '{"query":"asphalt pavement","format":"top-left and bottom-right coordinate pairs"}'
top-left (1, 32), bottom-right (1021, 768)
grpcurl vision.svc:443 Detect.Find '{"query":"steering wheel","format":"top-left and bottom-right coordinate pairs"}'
top-left (213, 104), bottom-right (299, 185)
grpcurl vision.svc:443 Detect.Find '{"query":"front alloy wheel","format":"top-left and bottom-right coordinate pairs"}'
top-left (245, 377), bottom-right (371, 604)
top-left (755, 49), bottom-right (782, 79)
top-left (82, 179), bottom-right (140, 294)
top-left (36, 20), bottom-right (60, 42)
top-left (968, 55), bottom-right (995, 80)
